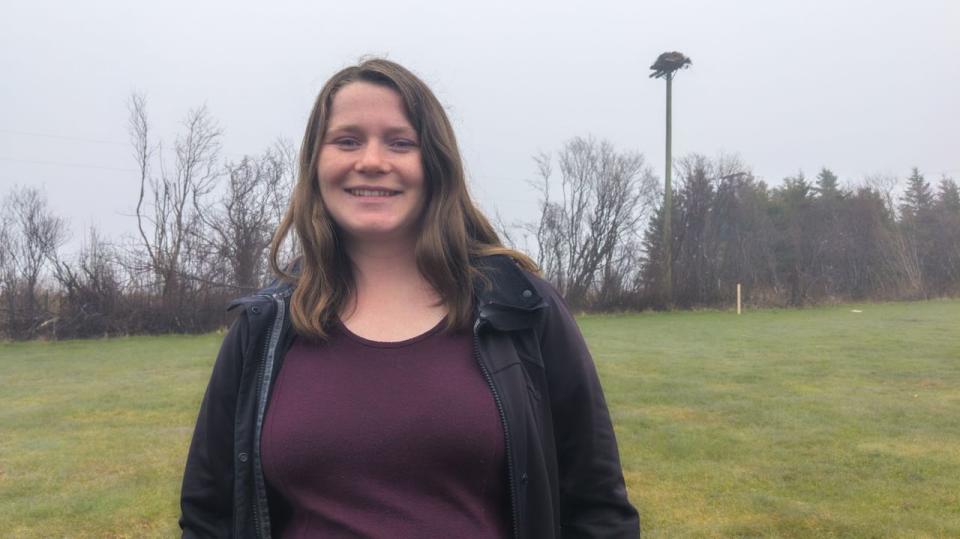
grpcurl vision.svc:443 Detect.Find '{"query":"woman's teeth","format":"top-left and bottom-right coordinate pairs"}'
top-left (348, 189), bottom-right (399, 197)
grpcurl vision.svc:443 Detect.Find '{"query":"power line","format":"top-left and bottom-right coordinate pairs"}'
top-left (0, 156), bottom-right (135, 173)
top-left (0, 129), bottom-right (266, 162)
top-left (0, 128), bottom-right (127, 146)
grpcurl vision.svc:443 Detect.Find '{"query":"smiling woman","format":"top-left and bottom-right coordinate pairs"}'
top-left (318, 81), bottom-right (426, 245)
top-left (178, 58), bottom-right (639, 538)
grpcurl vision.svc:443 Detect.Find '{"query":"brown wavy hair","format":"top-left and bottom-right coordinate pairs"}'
top-left (269, 58), bottom-right (536, 340)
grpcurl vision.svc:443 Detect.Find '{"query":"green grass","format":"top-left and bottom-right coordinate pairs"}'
top-left (581, 300), bottom-right (960, 538)
top-left (1, 300), bottom-right (958, 537)
top-left (0, 333), bottom-right (223, 537)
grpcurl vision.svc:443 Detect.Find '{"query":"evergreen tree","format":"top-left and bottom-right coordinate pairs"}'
top-left (897, 168), bottom-right (937, 296)
top-left (814, 167), bottom-right (842, 199)
top-left (899, 167), bottom-right (933, 221)
top-left (841, 187), bottom-right (897, 298)
top-left (936, 177), bottom-right (960, 213)
top-left (931, 177), bottom-right (960, 294)
top-left (770, 173), bottom-right (815, 305)
top-left (811, 168), bottom-right (847, 295)
top-left (712, 174), bottom-right (777, 300)
top-left (673, 156), bottom-right (717, 306)
top-left (640, 198), bottom-right (681, 308)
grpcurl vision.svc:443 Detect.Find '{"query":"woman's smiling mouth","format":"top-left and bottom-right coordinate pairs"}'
top-left (345, 188), bottom-right (401, 197)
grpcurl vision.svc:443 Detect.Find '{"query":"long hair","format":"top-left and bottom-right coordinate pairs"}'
top-left (269, 58), bottom-right (536, 340)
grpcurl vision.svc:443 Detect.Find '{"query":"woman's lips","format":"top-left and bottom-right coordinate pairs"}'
top-left (345, 188), bottom-right (401, 197)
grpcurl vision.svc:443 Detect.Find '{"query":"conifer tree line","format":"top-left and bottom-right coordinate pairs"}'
top-left (520, 139), bottom-right (959, 311)
top-left (638, 158), bottom-right (960, 309)
top-left (1, 113), bottom-right (958, 339)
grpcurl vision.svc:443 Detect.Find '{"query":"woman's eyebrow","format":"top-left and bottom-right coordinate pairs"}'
top-left (326, 124), bottom-right (417, 136)
top-left (382, 126), bottom-right (418, 137)
top-left (324, 124), bottom-right (362, 135)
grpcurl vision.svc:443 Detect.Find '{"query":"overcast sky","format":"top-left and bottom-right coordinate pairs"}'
top-left (2, 0), bottom-right (957, 254)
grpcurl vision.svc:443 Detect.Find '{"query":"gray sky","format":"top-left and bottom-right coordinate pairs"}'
top-left (2, 0), bottom-right (957, 254)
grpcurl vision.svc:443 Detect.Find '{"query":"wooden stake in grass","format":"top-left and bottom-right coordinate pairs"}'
top-left (737, 283), bottom-right (742, 315)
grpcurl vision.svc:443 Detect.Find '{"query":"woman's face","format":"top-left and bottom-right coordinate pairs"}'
top-left (317, 81), bottom-right (426, 245)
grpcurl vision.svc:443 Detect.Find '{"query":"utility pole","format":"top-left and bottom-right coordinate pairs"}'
top-left (650, 51), bottom-right (691, 307)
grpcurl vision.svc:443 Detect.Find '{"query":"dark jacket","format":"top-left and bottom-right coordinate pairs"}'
top-left (180, 255), bottom-right (640, 538)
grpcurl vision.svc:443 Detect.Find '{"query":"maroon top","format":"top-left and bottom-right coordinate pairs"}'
top-left (261, 320), bottom-right (508, 538)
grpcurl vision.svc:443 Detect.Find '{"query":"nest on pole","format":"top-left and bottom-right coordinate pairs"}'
top-left (649, 52), bottom-right (692, 79)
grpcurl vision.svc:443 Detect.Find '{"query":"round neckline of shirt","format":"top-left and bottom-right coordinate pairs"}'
top-left (335, 316), bottom-right (447, 349)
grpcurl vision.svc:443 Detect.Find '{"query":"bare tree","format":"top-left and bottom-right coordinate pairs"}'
top-left (270, 138), bottom-right (298, 220)
top-left (527, 152), bottom-right (563, 279)
top-left (198, 144), bottom-right (292, 291)
top-left (1, 186), bottom-right (68, 337)
top-left (128, 94), bottom-right (222, 326)
top-left (262, 138), bottom-right (298, 281)
top-left (526, 137), bottom-right (658, 308)
top-left (51, 227), bottom-right (124, 337)
top-left (863, 173), bottom-right (900, 217)
top-left (0, 208), bottom-right (16, 336)
top-left (491, 209), bottom-right (523, 253)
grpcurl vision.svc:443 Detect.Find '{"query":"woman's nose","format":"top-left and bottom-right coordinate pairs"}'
top-left (355, 141), bottom-right (391, 174)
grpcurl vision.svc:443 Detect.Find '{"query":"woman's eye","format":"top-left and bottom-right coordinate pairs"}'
top-left (333, 138), bottom-right (361, 149)
top-left (390, 139), bottom-right (418, 150)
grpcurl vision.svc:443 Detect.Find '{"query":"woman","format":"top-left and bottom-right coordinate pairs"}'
top-left (179, 58), bottom-right (639, 538)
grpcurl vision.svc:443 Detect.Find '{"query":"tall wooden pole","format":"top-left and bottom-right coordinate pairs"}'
top-left (663, 72), bottom-right (673, 306)
top-left (650, 51), bottom-right (690, 307)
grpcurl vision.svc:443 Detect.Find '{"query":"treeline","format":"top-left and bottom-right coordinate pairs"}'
top-left (0, 96), bottom-right (296, 340)
top-left (641, 159), bottom-right (960, 308)
top-left (1, 125), bottom-right (958, 340)
top-left (522, 139), bottom-right (960, 311)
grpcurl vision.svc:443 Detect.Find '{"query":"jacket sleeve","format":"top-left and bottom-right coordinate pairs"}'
top-left (535, 281), bottom-right (641, 538)
top-left (179, 313), bottom-right (249, 538)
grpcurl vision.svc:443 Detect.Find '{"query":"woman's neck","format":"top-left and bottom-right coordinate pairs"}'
top-left (345, 236), bottom-right (421, 287)
top-left (339, 236), bottom-right (447, 341)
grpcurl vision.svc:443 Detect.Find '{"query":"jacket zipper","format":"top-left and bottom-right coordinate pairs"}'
top-left (474, 316), bottom-right (520, 539)
top-left (251, 292), bottom-right (286, 539)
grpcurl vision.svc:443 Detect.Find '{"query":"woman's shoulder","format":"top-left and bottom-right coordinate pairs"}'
top-left (219, 280), bottom-right (296, 352)
top-left (473, 255), bottom-right (570, 329)
top-left (475, 255), bottom-right (538, 296)
top-left (226, 280), bottom-right (295, 313)
top-left (475, 254), bottom-right (559, 295)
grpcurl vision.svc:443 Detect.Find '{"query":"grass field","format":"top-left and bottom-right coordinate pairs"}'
top-left (1, 300), bottom-right (958, 537)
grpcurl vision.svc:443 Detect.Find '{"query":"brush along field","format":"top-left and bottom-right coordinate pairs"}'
top-left (1, 300), bottom-right (958, 537)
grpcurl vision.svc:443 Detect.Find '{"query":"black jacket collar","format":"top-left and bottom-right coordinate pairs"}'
top-left (473, 255), bottom-right (547, 332)
top-left (228, 254), bottom-right (547, 330)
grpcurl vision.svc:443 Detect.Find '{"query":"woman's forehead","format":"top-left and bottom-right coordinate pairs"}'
top-left (326, 82), bottom-right (416, 132)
